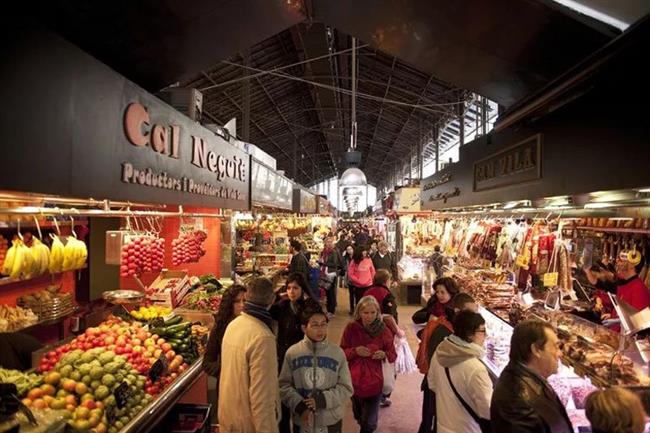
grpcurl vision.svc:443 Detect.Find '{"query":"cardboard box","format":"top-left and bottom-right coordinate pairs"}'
top-left (148, 270), bottom-right (191, 308)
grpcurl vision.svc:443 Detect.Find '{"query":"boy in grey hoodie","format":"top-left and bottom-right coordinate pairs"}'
top-left (279, 300), bottom-right (353, 433)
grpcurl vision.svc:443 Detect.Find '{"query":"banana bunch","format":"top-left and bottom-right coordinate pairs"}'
top-left (61, 236), bottom-right (87, 271)
top-left (29, 238), bottom-right (51, 277)
top-left (48, 235), bottom-right (65, 273)
top-left (1, 239), bottom-right (36, 279)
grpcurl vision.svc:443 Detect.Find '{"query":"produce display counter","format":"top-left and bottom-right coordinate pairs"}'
top-left (0, 302), bottom-right (213, 433)
top-left (121, 360), bottom-right (204, 433)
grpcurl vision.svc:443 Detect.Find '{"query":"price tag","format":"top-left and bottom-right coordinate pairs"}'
top-left (149, 354), bottom-right (168, 382)
top-left (114, 381), bottom-right (132, 409)
top-left (543, 272), bottom-right (559, 287)
top-left (522, 293), bottom-right (535, 306)
top-left (515, 254), bottom-right (529, 269)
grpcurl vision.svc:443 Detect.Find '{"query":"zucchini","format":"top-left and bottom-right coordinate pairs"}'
top-left (165, 322), bottom-right (191, 333)
top-left (164, 316), bottom-right (183, 326)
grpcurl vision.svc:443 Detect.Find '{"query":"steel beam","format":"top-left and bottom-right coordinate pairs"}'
top-left (201, 71), bottom-right (312, 181)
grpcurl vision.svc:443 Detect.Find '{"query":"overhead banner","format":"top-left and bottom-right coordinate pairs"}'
top-left (393, 187), bottom-right (421, 212)
top-left (293, 189), bottom-right (317, 214)
top-left (251, 160), bottom-right (293, 210)
top-left (317, 196), bottom-right (331, 215)
top-left (0, 29), bottom-right (251, 210)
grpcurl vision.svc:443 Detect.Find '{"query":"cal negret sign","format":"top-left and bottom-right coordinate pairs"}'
top-left (121, 102), bottom-right (248, 204)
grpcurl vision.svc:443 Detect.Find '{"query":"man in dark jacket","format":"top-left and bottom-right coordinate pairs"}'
top-left (491, 320), bottom-right (573, 433)
top-left (289, 239), bottom-right (317, 299)
top-left (371, 241), bottom-right (398, 281)
top-left (417, 293), bottom-right (476, 433)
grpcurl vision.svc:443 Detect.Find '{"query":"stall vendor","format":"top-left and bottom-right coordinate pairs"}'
top-left (606, 250), bottom-right (650, 330)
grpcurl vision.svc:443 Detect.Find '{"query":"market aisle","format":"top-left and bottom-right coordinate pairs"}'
top-left (326, 287), bottom-right (424, 433)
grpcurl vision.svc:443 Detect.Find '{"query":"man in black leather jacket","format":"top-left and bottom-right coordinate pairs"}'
top-left (491, 320), bottom-right (573, 433)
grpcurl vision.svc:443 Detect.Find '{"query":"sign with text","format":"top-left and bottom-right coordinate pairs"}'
top-left (251, 160), bottom-right (293, 210)
top-left (393, 187), bottom-right (421, 212)
top-left (0, 31), bottom-right (251, 210)
top-left (121, 102), bottom-right (250, 208)
top-left (473, 134), bottom-right (542, 191)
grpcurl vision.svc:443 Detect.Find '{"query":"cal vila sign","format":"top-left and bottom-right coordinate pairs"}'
top-left (473, 134), bottom-right (542, 191)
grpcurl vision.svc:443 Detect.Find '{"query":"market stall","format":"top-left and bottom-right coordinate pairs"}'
top-left (0, 28), bottom-right (253, 433)
top-left (413, 211), bottom-right (650, 431)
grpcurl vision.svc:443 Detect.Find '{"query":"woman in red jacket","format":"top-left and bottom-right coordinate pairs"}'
top-left (340, 295), bottom-right (397, 433)
top-left (348, 246), bottom-right (376, 311)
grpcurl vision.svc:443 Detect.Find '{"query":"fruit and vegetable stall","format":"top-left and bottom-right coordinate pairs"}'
top-left (1, 307), bottom-right (211, 433)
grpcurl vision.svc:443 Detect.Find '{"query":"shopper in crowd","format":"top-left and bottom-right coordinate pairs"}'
top-left (369, 241), bottom-right (378, 257)
top-left (319, 236), bottom-right (344, 317)
top-left (340, 296), bottom-right (397, 433)
top-left (336, 231), bottom-right (351, 255)
top-left (371, 241), bottom-right (399, 283)
top-left (491, 320), bottom-right (572, 433)
top-left (343, 244), bottom-right (356, 314)
top-left (348, 245), bottom-right (376, 310)
top-left (219, 277), bottom-right (281, 433)
top-left (203, 284), bottom-right (247, 418)
top-left (427, 245), bottom-right (446, 279)
top-left (270, 273), bottom-right (312, 433)
top-left (364, 269), bottom-right (398, 322)
top-left (428, 311), bottom-right (492, 433)
top-left (288, 239), bottom-right (317, 300)
top-left (355, 229), bottom-right (370, 248)
top-left (364, 268), bottom-right (401, 408)
top-left (412, 277), bottom-right (460, 328)
top-left (585, 386), bottom-right (647, 433)
top-left (417, 293), bottom-right (477, 433)
top-left (279, 299), bottom-right (353, 433)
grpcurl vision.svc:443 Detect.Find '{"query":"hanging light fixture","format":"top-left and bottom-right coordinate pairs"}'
top-left (339, 37), bottom-right (368, 214)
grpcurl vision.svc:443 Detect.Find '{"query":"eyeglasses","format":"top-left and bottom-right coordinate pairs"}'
top-left (308, 322), bottom-right (328, 329)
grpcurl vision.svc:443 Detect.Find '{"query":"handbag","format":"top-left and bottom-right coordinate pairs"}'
top-left (444, 367), bottom-right (491, 433)
top-left (382, 360), bottom-right (396, 395)
top-left (349, 358), bottom-right (383, 398)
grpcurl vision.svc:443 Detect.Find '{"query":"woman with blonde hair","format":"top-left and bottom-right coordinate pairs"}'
top-left (586, 387), bottom-right (647, 433)
top-left (340, 296), bottom-right (397, 433)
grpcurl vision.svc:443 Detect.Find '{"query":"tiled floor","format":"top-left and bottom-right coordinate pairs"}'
top-left (327, 288), bottom-right (424, 433)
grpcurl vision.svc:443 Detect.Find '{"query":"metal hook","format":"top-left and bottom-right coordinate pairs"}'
top-left (70, 216), bottom-right (77, 238)
top-left (17, 219), bottom-right (23, 241)
top-left (52, 217), bottom-right (61, 237)
top-left (33, 215), bottom-right (43, 240)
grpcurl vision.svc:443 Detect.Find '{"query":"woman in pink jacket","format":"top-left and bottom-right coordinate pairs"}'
top-left (348, 246), bottom-right (376, 310)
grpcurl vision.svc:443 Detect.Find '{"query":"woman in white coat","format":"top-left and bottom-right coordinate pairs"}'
top-left (427, 311), bottom-right (492, 433)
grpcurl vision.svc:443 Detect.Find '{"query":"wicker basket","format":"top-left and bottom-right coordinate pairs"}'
top-left (17, 292), bottom-right (75, 322)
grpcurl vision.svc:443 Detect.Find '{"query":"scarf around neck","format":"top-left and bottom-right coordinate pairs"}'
top-left (364, 318), bottom-right (386, 338)
top-left (243, 301), bottom-right (273, 330)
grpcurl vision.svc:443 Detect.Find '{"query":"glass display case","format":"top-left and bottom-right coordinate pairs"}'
top-left (526, 305), bottom-right (650, 387)
top-left (479, 306), bottom-right (599, 433)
